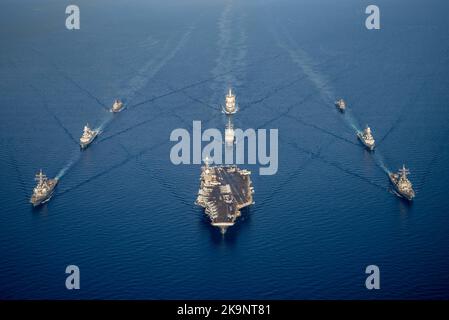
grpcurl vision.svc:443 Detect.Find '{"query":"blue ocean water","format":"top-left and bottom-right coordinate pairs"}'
top-left (1, 0), bottom-right (449, 299)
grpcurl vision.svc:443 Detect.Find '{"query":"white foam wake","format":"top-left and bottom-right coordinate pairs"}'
top-left (56, 151), bottom-right (81, 180)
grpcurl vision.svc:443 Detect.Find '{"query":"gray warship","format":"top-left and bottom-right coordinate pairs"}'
top-left (195, 158), bottom-right (254, 234)
top-left (389, 165), bottom-right (415, 201)
top-left (224, 117), bottom-right (235, 146)
top-left (30, 170), bottom-right (58, 206)
top-left (80, 124), bottom-right (99, 149)
top-left (222, 88), bottom-right (238, 115)
top-left (111, 99), bottom-right (124, 113)
top-left (335, 98), bottom-right (346, 112)
top-left (357, 125), bottom-right (375, 150)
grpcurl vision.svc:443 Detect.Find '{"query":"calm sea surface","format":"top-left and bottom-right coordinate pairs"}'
top-left (1, 0), bottom-right (449, 299)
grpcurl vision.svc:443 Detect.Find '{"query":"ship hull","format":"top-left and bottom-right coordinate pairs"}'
top-left (357, 132), bottom-right (375, 151)
top-left (388, 173), bottom-right (414, 201)
top-left (222, 106), bottom-right (237, 115)
top-left (335, 102), bottom-right (345, 112)
top-left (80, 132), bottom-right (98, 149)
top-left (30, 179), bottom-right (58, 207)
top-left (111, 104), bottom-right (124, 113)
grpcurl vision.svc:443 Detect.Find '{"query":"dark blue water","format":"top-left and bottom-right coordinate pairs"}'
top-left (1, 0), bottom-right (449, 299)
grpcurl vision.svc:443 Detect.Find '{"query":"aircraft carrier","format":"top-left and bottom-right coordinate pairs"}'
top-left (195, 159), bottom-right (254, 234)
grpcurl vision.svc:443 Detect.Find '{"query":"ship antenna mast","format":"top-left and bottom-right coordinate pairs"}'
top-left (399, 164), bottom-right (410, 176)
top-left (203, 156), bottom-right (210, 168)
top-left (35, 169), bottom-right (47, 184)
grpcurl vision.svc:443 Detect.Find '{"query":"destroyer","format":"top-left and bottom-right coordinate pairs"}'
top-left (79, 124), bottom-right (99, 149)
top-left (335, 98), bottom-right (346, 112)
top-left (111, 99), bottom-right (124, 113)
top-left (222, 88), bottom-right (238, 114)
top-left (388, 165), bottom-right (415, 201)
top-left (30, 170), bottom-right (58, 206)
top-left (195, 158), bottom-right (254, 234)
top-left (357, 125), bottom-right (375, 150)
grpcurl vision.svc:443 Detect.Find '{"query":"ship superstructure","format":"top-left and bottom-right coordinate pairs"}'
top-left (79, 124), bottom-right (99, 149)
top-left (357, 125), bottom-right (375, 150)
top-left (30, 170), bottom-right (58, 206)
top-left (111, 99), bottom-right (124, 113)
top-left (389, 165), bottom-right (415, 201)
top-left (225, 117), bottom-right (235, 146)
top-left (195, 158), bottom-right (254, 234)
top-left (222, 88), bottom-right (238, 114)
top-left (335, 98), bottom-right (346, 112)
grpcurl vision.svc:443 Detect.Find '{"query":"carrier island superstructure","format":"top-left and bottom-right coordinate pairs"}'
top-left (196, 158), bottom-right (254, 234)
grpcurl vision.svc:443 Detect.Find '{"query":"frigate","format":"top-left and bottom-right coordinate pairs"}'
top-left (80, 124), bottom-right (99, 149)
top-left (335, 98), bottom-right (346, 112)
top-left (111, 99), bottom-right (124, 113)
top-left (357, 125), bottom-right (375, 150)
top-left (222, 89), bottom-right (238, 115)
